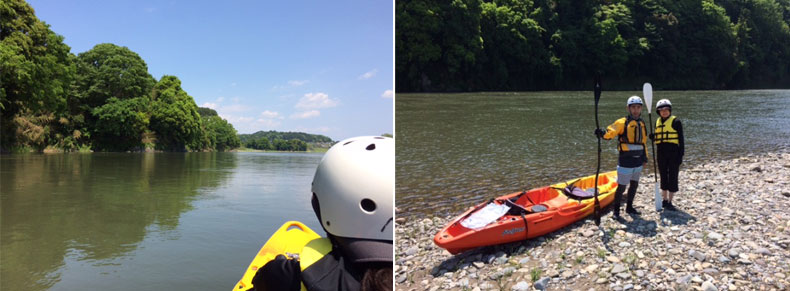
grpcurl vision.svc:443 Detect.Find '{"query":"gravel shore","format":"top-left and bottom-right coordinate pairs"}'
top-left (395, 151), bottom-right (790, 290)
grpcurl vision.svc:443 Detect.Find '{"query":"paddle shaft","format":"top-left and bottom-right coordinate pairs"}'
top-left (647, 114), bottom-right (658, 183)
top-left (593, 77), bottom-right (602, 226)
top-left (643, 83), bottom-right (662, 211)
top-left (643, 83), bottom-right (659, 183)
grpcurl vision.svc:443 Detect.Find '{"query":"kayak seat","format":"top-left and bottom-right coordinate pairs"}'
top-left (561, 186), bottom-right (597, 201)
top-left (530, 204), bottom-right (548, 212)
top-left (543, 195), bottom-right (568, 209)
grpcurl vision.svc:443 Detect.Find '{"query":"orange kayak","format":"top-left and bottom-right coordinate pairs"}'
top-left (434, 171), bottom-right (618, 254)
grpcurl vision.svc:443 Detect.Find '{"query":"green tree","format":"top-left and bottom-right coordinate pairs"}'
top-left (245, 137), bottom-right (271, 150)
top-left (590, 3), bottom-right (635, 81)
top-left (699, 0), bottom-right (739, 88)
top-left (238, 130), bottom-right (333, 145)
top-left (396, 0), bottom-right (444, 91)
top-left (74, 43), bottom-right (155, 108)
top-left (645, 0), bottom-right (737, 89)
top-left (1, 0), bottom-right (75, 150)
top-left (197, 107), bottom-right (219, 117)
top-left (272, 138), bottom-right (289, 151)
top-left (260, 138), bottom-right (273, 150)
top-left (203, 115), bottom-right (240, 151)
top-left (729, 0), bottom-right (790, 87)
top-left (396, 0), bottom-right (483, 91)
top-left (478, 1), bottom-right (550, 89)
top-left (72, 43), bottom-right (156, 149)
top-left (288, 139), bottom-right (307, 151)
top-left (395, 0), bottom-right (790, 91)
top-left (91, 97), bottom-right (149, 151)
top-left (149, 76), bottom-right (205, 151)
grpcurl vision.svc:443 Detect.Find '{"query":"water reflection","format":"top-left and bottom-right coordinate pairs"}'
top-left (0, 153), bottom-right (236, 290)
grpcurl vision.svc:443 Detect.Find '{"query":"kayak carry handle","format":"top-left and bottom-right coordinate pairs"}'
top-left (285, 221), bottom-right (309, 233)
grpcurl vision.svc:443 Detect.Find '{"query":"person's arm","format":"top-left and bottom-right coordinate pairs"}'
top-left (603, 119), bottom-right (623, 140)
top-left (251, 255), bottom-right (302, 291)
top-left (675, 118), bottom-right (684, 160)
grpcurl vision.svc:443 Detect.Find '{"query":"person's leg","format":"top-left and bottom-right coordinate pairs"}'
top-left (625, 180), bottom-right (640, 214)
top-left (613, 184), bottom-right (626, 218)
top-left (667, 152), bottom-right (681, 209)
top-left (614, 166), bottom-right (634, 218)
top-left (625, 166), bottom-right (642, 214)
top-left (657, 148), bottom-right (670, 207)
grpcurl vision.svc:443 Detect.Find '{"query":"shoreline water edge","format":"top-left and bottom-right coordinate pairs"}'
top-left (395, 151), bottom-right (790, 290)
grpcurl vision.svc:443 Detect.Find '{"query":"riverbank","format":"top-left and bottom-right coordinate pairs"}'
top-left (4, 146), bottom-right (329, 154)
top-left (233, 147), bottom-right (328, 153)
top-left (395, 151), bottom-right (790, 290)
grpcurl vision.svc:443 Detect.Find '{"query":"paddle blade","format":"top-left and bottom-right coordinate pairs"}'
top-left (643, 83), bottom-right (653, 113)
top-left (594, 76), bottom-right (602, 103)
top-left (654, 183), bottom-right (662, 211)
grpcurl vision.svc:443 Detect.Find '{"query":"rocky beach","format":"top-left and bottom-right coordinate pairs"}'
top-left (395, 151), bottom-right (790, 290)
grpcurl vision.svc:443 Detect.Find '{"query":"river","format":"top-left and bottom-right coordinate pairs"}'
top-left (396, 90), bottom-right (790, 217)
top-left (1, 152), bottom-right (324, 290)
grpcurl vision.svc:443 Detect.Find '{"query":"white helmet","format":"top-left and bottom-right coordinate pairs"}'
top-left (656, 99), bottom-right (672, 110)
top-left (311, 136), bottom-right (394, 243)
top-left (627, 96), bottom-right (643, 106)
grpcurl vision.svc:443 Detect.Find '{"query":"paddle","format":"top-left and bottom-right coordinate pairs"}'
top-left (593, 76), bottom-right (602, 226)
top-left (643, 83), bottom-right (661, 211)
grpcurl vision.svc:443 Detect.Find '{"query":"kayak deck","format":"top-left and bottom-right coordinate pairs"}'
top-left (233, 221), bottom-right (320, 291)
top-left (434, 171), bottom-right (618, 254)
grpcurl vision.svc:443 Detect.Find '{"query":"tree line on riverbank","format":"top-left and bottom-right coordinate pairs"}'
top-left (239, 130), bottom-right (334, 151)
top-left (397, 0), bottom-right (790, 92)
top-left (1, 0), bottom-right (243, 152)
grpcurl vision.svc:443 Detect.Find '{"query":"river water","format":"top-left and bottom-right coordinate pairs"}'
top-left (3, 90), bottom-right (790, 290)
top-left (396, 90), bottom-right (790, 217)
top-left (1, 152), bottom-right (324, 290)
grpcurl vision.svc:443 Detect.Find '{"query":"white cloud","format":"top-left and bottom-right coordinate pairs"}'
top-left (256, 119), bottom-right (282, 128)
top-left (221, 113), bottom-right (280, 134)
top-left (260, 110), bottom-right (282, 119)
top-left (221, 114), bottom-right (254, 124)
top-left (295, 92), bottom-right (338, 109)
top-left (358, 69), bottom-right (378, 80)
top-left (381, 90), bottom-right (393, 99)
top-left (201, 102), bottom-right (217, 109)
top-left (220, 104), bottom-right (249, 113)
top-left (273, 80), bottom-right (309, 90)
top-left (291, 110), bottom-right (321, 119)
top-left (288, 80), bottom-right (308, 86)
top-left (217, 97), bottom-right (225, 102)
top-left (258, 110), bottom-right (284, 127)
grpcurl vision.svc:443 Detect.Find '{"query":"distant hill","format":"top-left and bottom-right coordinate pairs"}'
top-left (238, 131), bottom-right (334, 144)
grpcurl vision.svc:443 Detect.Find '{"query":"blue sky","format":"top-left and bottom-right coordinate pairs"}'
top-left (27, 0), bottom-right (394, 141)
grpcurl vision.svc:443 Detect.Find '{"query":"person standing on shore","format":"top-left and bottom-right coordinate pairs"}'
top-left (594, 96), bottom-right (648, 219)
top-left (652, 99), bottom-right (684, 210)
